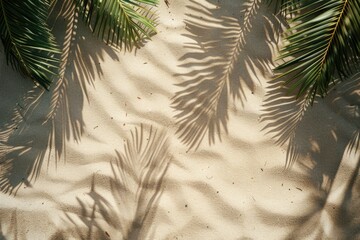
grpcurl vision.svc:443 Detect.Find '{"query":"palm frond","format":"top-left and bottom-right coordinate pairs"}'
top-left (264, 0), bottom-right (301, 16)
top-left (0, 0), bottom-right (61, 89)
top-left (275, 0), bottom-right (360, 102)
top-left (76, 0), bottom-right (158, 50)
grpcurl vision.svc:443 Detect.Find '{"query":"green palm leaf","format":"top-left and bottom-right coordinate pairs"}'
top-left (76, 0), bottom-right (158, 50)
top-left (265, 0), bottom-right (300, 16)
top-left (0, 0), bottom-right (61, 89)
top-left (275, 0), bottom-right (360, 102)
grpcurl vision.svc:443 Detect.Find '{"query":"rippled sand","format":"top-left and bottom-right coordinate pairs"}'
top-left (0, 1), bottom-right (359, 239)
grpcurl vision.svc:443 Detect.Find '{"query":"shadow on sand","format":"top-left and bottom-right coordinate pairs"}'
top-left (0, 210), bottom-right (19, 240)
top-left (50, 125), bottom-right (171, 240)
top-left (171, 0), bottom-right (284, 150)
top-left (260, 68), bottom-right (360, 238)
top-left (0, 0), bottom-right (119, 194)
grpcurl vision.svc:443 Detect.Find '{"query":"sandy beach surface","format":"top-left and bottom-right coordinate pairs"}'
top-left (0, 0), bottom-right (359, 239)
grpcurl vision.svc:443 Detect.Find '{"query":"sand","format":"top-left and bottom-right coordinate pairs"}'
top-left (0, 0), bottom-right (359, 239)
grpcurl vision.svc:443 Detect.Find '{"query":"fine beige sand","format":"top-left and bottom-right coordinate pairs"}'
top-left (0, 0), bottom-right (359, 239)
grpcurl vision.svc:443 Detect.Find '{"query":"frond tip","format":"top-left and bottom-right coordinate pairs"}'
top-left (275, 0), bottom-right (360, 102)
top-left (77, 0), bottom-right (158, 50)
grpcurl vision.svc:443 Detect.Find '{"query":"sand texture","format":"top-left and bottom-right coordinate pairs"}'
top-left (0, 0), bottom-right (359, 239)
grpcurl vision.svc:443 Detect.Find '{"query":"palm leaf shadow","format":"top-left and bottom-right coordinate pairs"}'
top-left (56, 125), bottom-right (171, 240)
top-left (257, 159), bottom-right (360, 239)
top-left (172, 0), bottom-right (283, 150)
top-left (261, 75), bottom-right (312, 168)
top-left (260, 70), bottom-right (360, 238)
top-left (262, 70), bottom-right (360, 178)
top-left (256, 175), bottom-right (329, 240)
top-left (0, 209), bottom-right (20, 240)
top-left (0, 0), bottom-right (119, 195)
